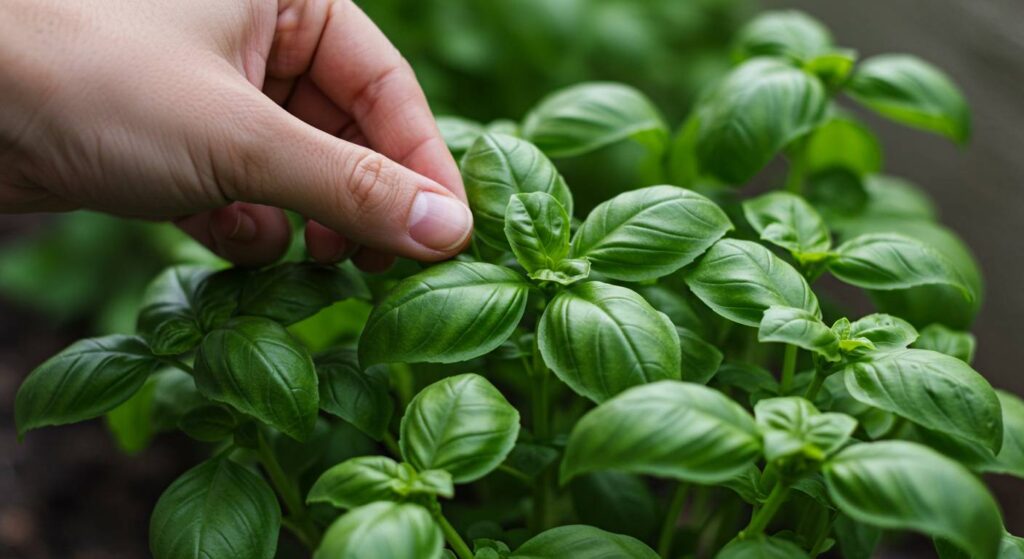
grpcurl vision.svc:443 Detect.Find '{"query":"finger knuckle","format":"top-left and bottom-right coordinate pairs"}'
top-left (346, 151), bottom-right (398, 215)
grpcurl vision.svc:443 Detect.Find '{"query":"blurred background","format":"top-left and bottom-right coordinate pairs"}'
top-left (1, 0), bottom-right (1021, 556)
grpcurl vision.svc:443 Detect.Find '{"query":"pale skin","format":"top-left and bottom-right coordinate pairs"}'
top-left (0, 0), bottom-right (474, 271)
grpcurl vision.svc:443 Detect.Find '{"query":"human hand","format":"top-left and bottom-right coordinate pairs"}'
top-left (0, 0), bottom-right (472, 270)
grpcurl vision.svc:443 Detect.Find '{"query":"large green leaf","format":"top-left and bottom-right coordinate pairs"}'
top-left (238, 262), bottom-right (368, 325)
top-left (805, 115), bottom-right (883, 176)
top-left (742, 192), bottom-right (831, 259)
top-left (194, 317), bottom-right (318, 441)
top-left (693, 58), bottom-right (828, 184)
top-left (399, 374), bottom-right (520, 483)
top-left (918, 390), bottom-right (1024, 479)
top-left (359, 262), bottom-right (530, 366)
top-left (758, 306), bottom-right (840, 361)
top-left (677, 326), bottom-right (724, 385)
top-left (755, 397), bottom-right (856, 461)
top-left (538, 282), bottom-right (681, 403)
top-left (314, 347), bottom-right (393, 440)
top-left (561, 381), bottom-right (761, 484)
top-left (913, 323), bottom-right (976, 363)
top-left (824, 441), bottom-right (1002, 559)
top-left (828, 234), bottom-right (971, 297)
top-left (314, 502), bottom-right (443, 559)
top-left (716, 536), bottom-right (809, 559)
top-left (521, 82), bottom-right (668, 158)
top-left (685, 239), bottom-right (820, 327)
top-left (150, 458), bottom-right (280, 559)
top-left (16, 335), bottom-right (162, 437)
top-left (847, 54), bottom-right (970, 143)
top-left (570, 185), bottom-right (732, 281)
top-left (461, 133), bottom-right (572, 248)
top-left (307, 456), bottom-right (402, 510)
top-left (504, 192), bottom-right (571, 274)
top-left (511, 525), bottom-right (659, 559)
top-left (733, 10), bottom-right (833, 62)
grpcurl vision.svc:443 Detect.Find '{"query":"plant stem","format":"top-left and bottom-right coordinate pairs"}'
top-left (784, 139), bottom-right (808, 195)
top-left (430, 502), bottom-right (473, 559)
top-left (256, 432), bottom-right (321, 549)
top-left (656, 482), bottom-right (690, 559)
top-left (498, 464), bottom-right (532, 484)
top-left (530, 336), bottom-right (554, 533)
top-left (382, 431), bottom-right (402, 458)
top-left (804, 370), bottom-right (826, 401)
top-left (740, 481), bottom-right (790, 538)
top-left (780, 344), bottom-right (798, 394)
top-left (165, 359), bottom-right (194, 376)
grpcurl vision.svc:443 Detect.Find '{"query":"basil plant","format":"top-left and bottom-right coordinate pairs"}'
top-left (15, 9), bottom-right (1021, 559)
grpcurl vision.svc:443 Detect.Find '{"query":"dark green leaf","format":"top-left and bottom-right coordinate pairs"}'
top-left (150, 367), bottom-right (206, 432)
top-left (715, 363), bottom-right (780, 397)
top-left (733, 10), bottom-right (832, 62)
top-left (828, 233), bottom-right (971, 297)
top-left (307, 456), bottom-right (402, 509)
top-left (804, 116), bottom-right (882, 176)
top-left (569, 472), bottom-right (657, 542)
top-left (561, 381), bottom-right (761, 484)
top-left (538, 282), bottom-right (681, 403)
top-left (314, 502), bottom-right (443, 559)
top-left (504, 192), bottom-right (570, 273)
top-left (194, 317), bottom-right (318, 441)
top-left (913, 323), bottom-right (976, 363)
top-left (570, 185), bottom-right (732, 281)
top-left (136, 266), bottom-right (211, 355)
top-left (677, 326), bottom-right (724, 384)
top-left (511, 525), bottom-right (658, 559)
top-left (315, 347), bottom-right (393, 440)
top-left (400, 374), bottom-right (520, 483)
top-left (833, 514), bottom-right (880, 559)
top-left (636, 285), bottom-right (707, 336)
top-left (758, 306), bottom-right (840, 361)
top-left (178, 404), bottom-right (237, 442)
top-left (503, 442), bottom-right (559, 480)
top-left (755, 397), bottom-right (856, 461)
top-left (742, 192), bottom-right (831, 259)
top-left (16, 335), bottom-right (162, 437)
top-left (150, 458), bottom-right (280, 559)
top-left (359, 261), bottom-right (530, 366)
top-left (239, 262), bottom-right (369, 325)
top-left (716, 536), bottom-right (809, 558)
top-left (719, 464), bottom-right (768, 504)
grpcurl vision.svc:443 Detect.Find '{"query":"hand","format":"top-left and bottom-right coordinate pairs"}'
top-left (0, 0), bottom-right (472, 270)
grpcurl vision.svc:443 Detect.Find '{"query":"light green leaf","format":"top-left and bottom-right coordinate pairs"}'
top-left (561, 381), bottom-right (761, 484)
top-left (758, 306), bottom-right (840, 361)
top-left (504, 192), bottom-right (570, 273)
top-left (570, 185), bottom-right (732, 281)
top-left (824, 441), bottom-right (1002, 559)
top-left (805, 116), bottom-right (882, 176)
top-left (844, 313), bottom-right (919, 351)
top-left (393, 466), bottom-right (454, 499)
top-left (805, 49), bottom-right (857, 88)
top-left (733, 10), bottom-right (832, 62)
top-left (150, 458), bottom-right (280, 559)
top-left (755, 397), bottom-right (857, 461)
top-left (685, 239), bottom-right (820, 327)
top-left (847, 54), bottom-right (970, 143)
top-left (511, 525), bottom-right (658, 559)
top-left (307, 456), bottom-right (402, 510)
top-left (677, 326), bottom-right (724, 385)
top-left (238, 262), bottom-right (369, 326)
top-left (194, 317), bottom-right (318, 441)
top-left (742, 192), bottom-right (831, 259)
top-left (521, 82), bottom-right (668, 158)
top-left (400, 374), bottom-right (520, 483)
top-left (538, 282), bottom-right (681, 403)
top-left (16, 335), bottom-right (163, 437)
top-left (913, 323), bottom-right (976, 363)
top-left (529, 257), bottom-right (591, 286)
top-left (314, 502), bottom-right (443, 559)
top-left (314, 347), bottom-right (393, 440)
top-left (461, 133), bottom-right (572, 248)
top-left (359, 261), bottom-right (530, 366)
top-left (828, 233), bottom-right (971, 298)
top-left (105, 376), bottom-right (158, 454)
top-left (437, 116), bottom-right (484, 157)
top-left (716, 536), bottom-right (809, 558)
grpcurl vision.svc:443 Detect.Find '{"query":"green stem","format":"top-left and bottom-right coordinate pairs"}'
top-left (804, 369), bottom-right (826, 401)
top-left (165, 359), bottom-right (194, 376)
top-left (657, 482), bottom-right (690, 559)
top-left (498, 464), bottom-right (532, 484)
top-left (256, 432), bottom-right (321, 549)
top-left (784, 139), bottom-right (808, 195)
top-left (780, 344), bottom-right (798, 394)
top-left (431, 502), bottom-right (473, 559)
top-left (741, 481), bottom-right (790, 538)
top-left (530, 335), bottom-right (554, 533)
top-left (383, 431), bottom-right (402, 459)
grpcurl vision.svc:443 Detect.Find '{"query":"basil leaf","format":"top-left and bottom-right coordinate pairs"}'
top-left (315, 502), bottom-right (443, 559)
top-left (529, 257), bottom-right (591, 286)
top-left (105, 377), bottom-right (158, 454)
top-left (569, 472), bottom-right (658, 542)
top-left (461, 133), bottom-right (572, 249)
top-left (733, 10), bottom-right (832, 62)
top-left (150, 457), bottom-right (280, 559)
top-left (843, 313), bottom-right (919, 351)
top-left (918, 390), bottom-right (1024, 479)
top-left (805, 116), bottom-right (883, 176)
top-left (538, 282), bottom-right (681, 403)
top-left (521, 82), bottom-right (668, 159)
top-left (693, 58), bottom-right (828, 184)
top-left (238, 262), bottom-right (368, 325)
top-left (504, 192), bottom-right (570, 273)
top-left (314, 347), bottom-right (393, 440)
top-left (561, 381), bottom-right (761, 484)
top-left (936, 533), bottom-right (1024, 559)
top-left (685, 239), bottom-right (820, 327)
top-left (847, 54), bottom-right (970, 143)
top-left (828, 233), bottom-right (971, 297)
top-left (504, 442), bottom-right (559, 480)
top-left (677, 326), bottom-right (724, 385)
top-left (717, 536), bottom-right (809, 559)
top-left (437, 115), bottom-right (484, 157)
top-left (824, 441), bottom-right (1002, 559)
top-left (805, 49), bottom-right (857, 88)
top-left (742, 192), bottom-right (831, 259)
top-left (399, 373), bottom-right (520, 483)
top-left (136, 265), bottom-right (212, 355)
top-left (178, 404), bottom-right (238, 442)
top-left (392, 465), bottom-right (454, 499)
top-left (758, 306), bottom-right (840, 361)
top-left (307, 455), bottom-right (402, 510)
top-left (637, 285), bottom-right (707, 336)
top-left (16, 335), bottom-right (162, 437)
top-left (570, 185), bottom-right (732, 281)
top-left (359, 261), bottom-right (530, 366)
top-left (913, 323), bottom-right (976, 363)
top-left (755, 397), bottom-right (857, 461)
top-left (833, 514), bottom-right (881, 559)
top-left (194, 317), bottom-right (318, 441)
top-left (511, 525), bottom-right (658, 559)
top-left (842, 348), bottom-right (1002, 452)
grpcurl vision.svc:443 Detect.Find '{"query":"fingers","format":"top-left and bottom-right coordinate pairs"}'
top-left (175, 202), bottom-right (291, 267)
top-left (304, 219), bottom-right (352, 263)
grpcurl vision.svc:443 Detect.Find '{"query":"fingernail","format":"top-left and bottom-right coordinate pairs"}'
top-left (217, 206), bottom-right (257, 242)
top-left (407, 191), bottom-right (473, 251)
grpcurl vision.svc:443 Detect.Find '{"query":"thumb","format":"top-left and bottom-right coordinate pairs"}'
top-left (218, 93), bottom-right (473, 262)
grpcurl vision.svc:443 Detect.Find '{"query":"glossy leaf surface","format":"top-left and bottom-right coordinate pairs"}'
top-left (511, 525), bottom-right (658, 559)
top-left (315, 347), bottom-right (393, 440)
top-left (504, 192), bottom-right (570, 273)
top-left (828, 234), bottom-right (970, 297)
top-left (758, 306), bottom-right (840, 361)
top-left (238, 262), bottom-right (369, 325)
top-left (742, 192), bottom-right (831, 258)
top-left (314, 502), bottom-right (443, 559)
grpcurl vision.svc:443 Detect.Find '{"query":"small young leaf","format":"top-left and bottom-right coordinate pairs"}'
top-left (504, 192), bottom-right (571, 273)
top-left (529, 258), bottom-right (591, 286)
top-left (359, 261), bottom-right (531, 366)
top-left (314, 502), bottom-right (443, 559)
top-left (521, 82), bottom-right (668, 159)
top-left (843, 348), bottom-right (1002, 452)
top-left (847, 54), bottom-right (970, 143)
top-left (238, 262), bottom-right (369, 325)
top-left (742, 192), bottom-right (831, 259)
top-left (307, 456), bottom-right (402, 510)
top-left (758, 306), bottom-right (840, 361)
top-left (733, 10), bottom-right (833, 62)
top-left (685, 239), bottom-right (821, 327)
top-left (16, 335), bottom-right (163, 437)
top-left (150, 458), bottom-right (280, 559)
top-left (511, 525), bottom-right (658, 559)
top-left (561, 381), bottom-right (761, 485)
top-left (570, 185), bottom-right (733, 281)
top-left (677, 326), bottom-right (724, 385)
top-left (717, 536), bottom-right (809, 559)
top-left (843, 313), bottom-right (919, 351)
top-left (136, 266), bottom-right (213, 355)
top-left (538, 282), bottom-right (681, 403)
top-left (824, 441), bottom-right (1002, 559)
top-left (314, 347), bottom-right (393, 440)
top-left (194, 317), bottom-right (319, 441)
top-left (178, 404), bottom-right (238, 442)
top-left (394, 466), bottom-right (454, 499)
top-left (461, 133), bottom-right (572, 249)
top-left (804, 116), bottom-right (883, 176)
top-left (755, 397), bottom-right (857, 461)
top-left (828, 233), bottom-right (971, 297)
top-left (913, 323), bottom-right (976, 363)
top-left (399, 374), bottom-right (520, 483)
